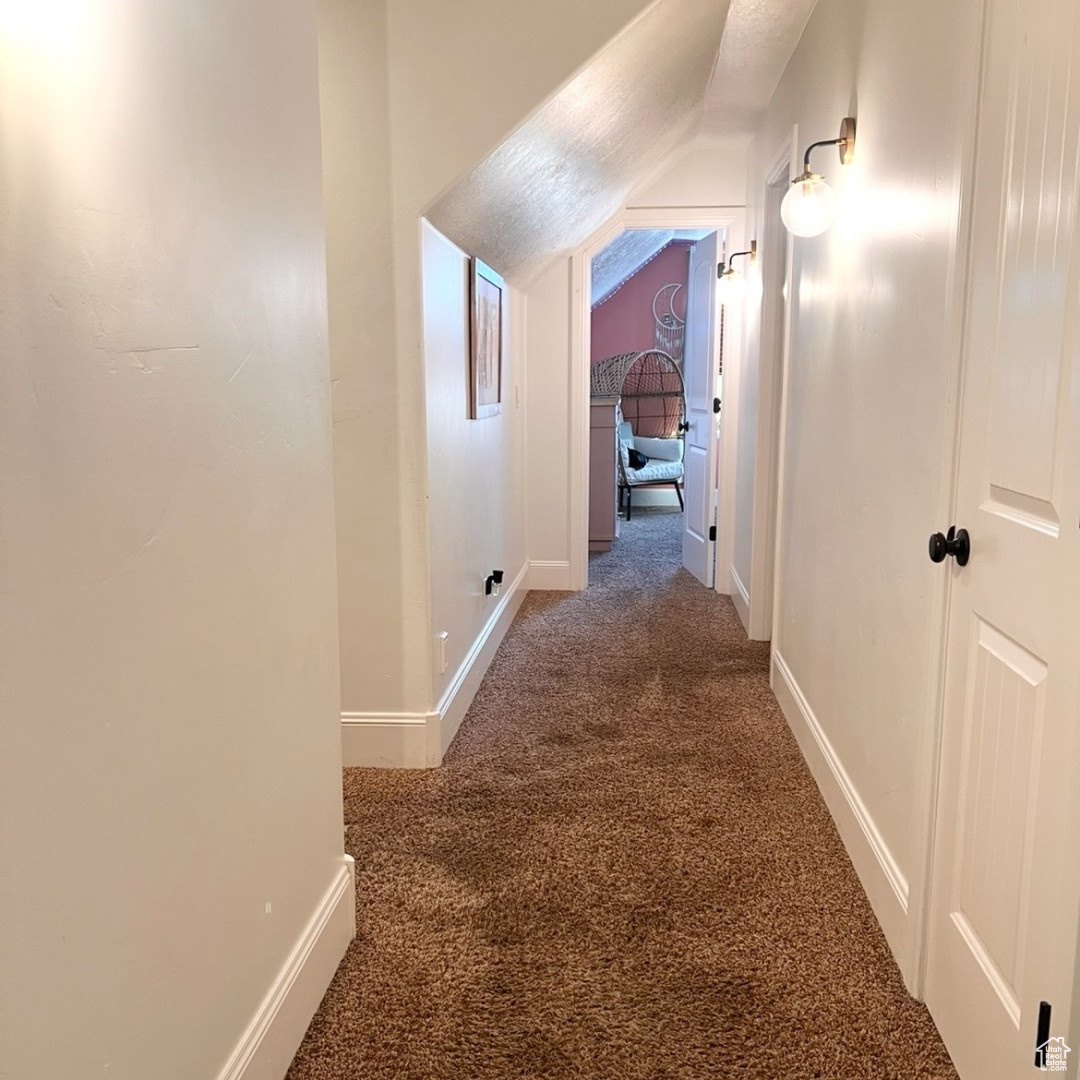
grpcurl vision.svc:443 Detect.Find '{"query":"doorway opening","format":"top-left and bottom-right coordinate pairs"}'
top-left (587, 229), bottom-right (711, 586)
top-left (572, 211), bottom-right (744, 594)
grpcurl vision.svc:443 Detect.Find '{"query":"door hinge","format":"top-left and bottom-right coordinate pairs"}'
top-left (713, 397), bottom-right (721, 414)
top-left (709, 525), bottom-right (717, 542)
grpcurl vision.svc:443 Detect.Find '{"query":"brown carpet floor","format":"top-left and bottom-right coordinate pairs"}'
top-left (288, 507), bottom-right (958, 1080)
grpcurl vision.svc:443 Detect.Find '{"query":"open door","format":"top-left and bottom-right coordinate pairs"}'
top-left (681, 231), bottom-right (718, 586)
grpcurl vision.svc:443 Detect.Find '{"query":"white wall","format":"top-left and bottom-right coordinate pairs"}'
top-left (525, 258), bottom-right (575, 585)
top-left (743, 0), bottom-right (983, 983)
top-left (0, 1), bottom-right (352, 1077)
top-left (320, 0), bottom-right (658, 720)
top-left (628, 137), bottom-right (750, 210)
top-left (386, 0), bottom-right (662, 710)
top-left (422, 222), bottom-right (528, 707)
top-left (525, 137), bottom-right (749, 580)
top-left (317, 0), bottom-right (405, 715)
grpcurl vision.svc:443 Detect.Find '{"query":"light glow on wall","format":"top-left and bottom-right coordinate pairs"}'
top-left (0, 0), bottom-right (86, 49)
top-left (837, 177), bottom-right (948, 243)
top-left (0, 0), bottom-right (127, 199)
top-left (796, 273), bottom-right (838, 309)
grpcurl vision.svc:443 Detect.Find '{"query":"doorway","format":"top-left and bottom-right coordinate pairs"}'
top-left (570, 208), bottom-right (746, 594)
top-left (587, 228), bottom-right (706, 585)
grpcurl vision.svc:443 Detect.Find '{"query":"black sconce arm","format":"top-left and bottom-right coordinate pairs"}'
top-left (797, 117), bottom-right (856, 181)
top-left (717, 240), bottom-right (758, 278)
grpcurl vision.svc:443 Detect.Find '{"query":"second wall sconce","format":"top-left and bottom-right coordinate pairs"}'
top-left (781, 116), bottom-right (856, 237)
top-left (717, 240), bottom-right (757, 302)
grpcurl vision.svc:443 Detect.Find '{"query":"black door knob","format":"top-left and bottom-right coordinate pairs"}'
top-left (929, 526), bottom-right (970, 566)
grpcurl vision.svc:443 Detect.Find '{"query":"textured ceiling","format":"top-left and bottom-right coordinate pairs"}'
top-left (426, 0), bottom-right (732, 285)
top-left (702, 0), bottom-right (819, 134)
top-left (591, 229), bottom-right (710, 305)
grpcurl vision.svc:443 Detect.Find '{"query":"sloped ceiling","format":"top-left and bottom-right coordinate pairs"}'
top-left (591, 229), bottom-right (709, 305)
top-left (703, 0), bottom-right (819, 134)
top-left (426, 0), bottom-right (733, 285)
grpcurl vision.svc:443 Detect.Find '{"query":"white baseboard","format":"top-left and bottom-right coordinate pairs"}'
top-left (340, 712), bottom-right (436, 768)
top-left (437, 562), bottom-right (528, 756)
top-left (217, 855), bottom-right (355, 1080)
top-left (730, 565), bottom-right (750, 632)
top-left (527, 559), bottom-right (572, 590)
top-left (341, 564), bottom-right (528, 768)
top-left (771, 651), bottom-right (909, 963)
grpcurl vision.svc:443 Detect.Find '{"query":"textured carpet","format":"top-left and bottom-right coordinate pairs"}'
top-left (288, 508), bottom-right (957, 1080)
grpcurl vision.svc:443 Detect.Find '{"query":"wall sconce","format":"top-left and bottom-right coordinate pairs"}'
top-left (781, 116), bottom-right (856, 237)
top-left (717, 240), bottom-right (757, 302)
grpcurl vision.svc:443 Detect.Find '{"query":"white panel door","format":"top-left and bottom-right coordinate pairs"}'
top-left (925, 2), bottom-right (1080, 1077)
top-left (681, 231), bottom-right (718, 586)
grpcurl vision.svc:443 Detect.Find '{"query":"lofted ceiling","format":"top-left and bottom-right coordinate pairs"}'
top-left (425, 0), bottom-right (818, 286)
top-left (702, 0), bottom-right (819, 135)
top-left (426, 0), bottom-right (731, 285)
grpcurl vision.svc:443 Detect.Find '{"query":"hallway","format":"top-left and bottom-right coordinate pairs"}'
top-left (288, 509), bottom-right (956, 1079)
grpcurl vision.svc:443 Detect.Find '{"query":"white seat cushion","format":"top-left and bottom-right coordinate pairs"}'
top-left (625, 457), bottom-right (683, 484)
top-left (632, 436), bottom-right (683, 463)
top-left (617, 421), bottom-right (684, 485)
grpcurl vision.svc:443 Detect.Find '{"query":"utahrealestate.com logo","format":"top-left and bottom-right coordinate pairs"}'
top-left (1036, 1036), bottom-right (1071, 1072)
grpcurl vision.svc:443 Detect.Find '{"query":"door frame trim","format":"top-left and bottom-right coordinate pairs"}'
top-left (910, 0), bottom-right (995, 998)
top-left (753, 132), bottom-right (797, 644)
top-left (569, 205), bottom-right (746, 591)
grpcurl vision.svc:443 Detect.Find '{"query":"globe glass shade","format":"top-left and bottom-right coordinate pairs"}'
top-left (716, 270), bottom-right (746, 303)
top-left (780, 174), bottom-right (837, 237)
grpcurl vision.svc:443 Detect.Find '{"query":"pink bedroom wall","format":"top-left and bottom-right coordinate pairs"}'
top-left (590, 241), bottom-right (692, 363)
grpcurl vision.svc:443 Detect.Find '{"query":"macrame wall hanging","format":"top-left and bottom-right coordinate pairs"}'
top-left (652, 283), bottom-right (685, 364)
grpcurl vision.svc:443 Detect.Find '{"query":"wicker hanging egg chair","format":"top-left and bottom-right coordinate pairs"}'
top-left (590, 349), bottom-right (686, 438)
top-left (590, 350), bottom-right (687, 519)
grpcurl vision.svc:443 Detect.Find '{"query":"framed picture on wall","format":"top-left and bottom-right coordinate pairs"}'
top-left (470, 256), bottom-right (503, 419)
